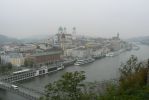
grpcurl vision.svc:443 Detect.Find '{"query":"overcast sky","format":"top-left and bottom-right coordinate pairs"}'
top-left (0, 0), bottom-right (149, 39)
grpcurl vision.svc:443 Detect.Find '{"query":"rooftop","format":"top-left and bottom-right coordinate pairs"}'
top-left (32, 50), bottom-right (62, 57)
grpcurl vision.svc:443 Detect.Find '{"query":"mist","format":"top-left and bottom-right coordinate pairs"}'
top-left (0, 0), bottom-right (149, 39)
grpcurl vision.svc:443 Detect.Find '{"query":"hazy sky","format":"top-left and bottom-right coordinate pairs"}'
top-left (0, 0), bottom-right (149, 39)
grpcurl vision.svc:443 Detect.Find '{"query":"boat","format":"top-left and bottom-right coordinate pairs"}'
top-left (92, 54), bottom-right (105, 59)
top-left (74, 57), bottom-right (95, 66)
top-left (133, 46), bottom-right (139, 50)
top-left (62, 59), bottom-right (76, 67)
top-left (106, 50), bottom-right (122, 57)
top-left (106, 52), bottom-right (114, 57)
top-left (13, 69), bottom-right (31, 75)
top-left (57, 64), bottom-right (65, 71)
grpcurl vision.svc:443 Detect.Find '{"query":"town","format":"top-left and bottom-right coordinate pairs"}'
top-left (1, 0), bottom-right (149, 99)
top-left (0, 27), bottom-right (133, 81)
top-left (0, 27), bottom-right (135, 100)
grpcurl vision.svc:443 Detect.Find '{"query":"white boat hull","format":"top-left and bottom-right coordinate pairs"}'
top-left (74, 58), bottom-right (95, 66)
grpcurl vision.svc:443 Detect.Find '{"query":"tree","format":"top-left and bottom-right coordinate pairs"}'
top-left (0, 63), bottom-right (13, 74)
top-left (0, 56), bottom-right (1, 64)
top-left (41, 55), bottom-right (149, 100)
top-left (119, 55), bottom-right (148, 91)
top-left (99, 55), bottom-right (149, 100)
top-left (41, 71), bottom-right (86, 100)
top-left (6, 63), bottom-right (12, 70)
top-left (24, 59), bottom-right (34, 67)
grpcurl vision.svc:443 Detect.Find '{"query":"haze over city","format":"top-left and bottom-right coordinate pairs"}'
top-left (1, 0), bottom-right (149, 100)
top-left (0, 0), bottom-right (149, 39)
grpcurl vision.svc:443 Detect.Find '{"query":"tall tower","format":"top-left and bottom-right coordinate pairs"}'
top-left (72, 27), bottom-right (76, 35)
top-left (58, 26), bottom-right (63, 34)
top-left (117, 32), bottom-right (120, 39)
top-left (64, 27), bottom-right (67, 34)
top-left (72, 27), bottom-right (76, 40)
top-left (61, 33), bottom-right (65, 51)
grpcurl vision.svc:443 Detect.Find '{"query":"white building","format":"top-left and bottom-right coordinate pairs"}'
top-left (2, 45), bottom-right (19, 52)
top-left (53, 27), bottom-right (74, 50)
top-left (53, 33), bottom-right (73, 48)
top-left (1, 53), bottom-right (24, 67)
top-left (38, 43), bottom-right (52, 50)
top-left (70, 47), bottom-right (92, 58)
top-left (19, 44), bottom-right (36, 52)
top-left (92, 48), bottom-right (104, 56)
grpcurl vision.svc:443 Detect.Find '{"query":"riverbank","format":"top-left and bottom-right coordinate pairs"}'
top-left (1, 44), bottom-right (149, 100)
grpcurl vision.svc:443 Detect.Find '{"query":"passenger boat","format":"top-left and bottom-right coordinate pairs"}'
top-left (93, 54), bottom-right (105, 59)
top-left (133, 46), bottom-right (140, 50)
top-left (13, 69), bottom-right (31, 75)
top-left (74, 57), bottom-right (95, 66)
top-left (106, 52), bottom-right (114, 57)
top-left (57, 64), bottom-right (64, 71)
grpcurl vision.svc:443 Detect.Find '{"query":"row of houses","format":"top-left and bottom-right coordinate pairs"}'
top-left (1, 53), bottom-right (24, 67)
top-left (0, 32), bottom-right (130, 67)
top-left (0, 44), bottom-right (63, 67)
top-left (64, 46), bottom-right (110, 58)
top-left (63, 33), bottom-right (131, 58)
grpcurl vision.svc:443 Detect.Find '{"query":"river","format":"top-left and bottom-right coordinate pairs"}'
top-left (0, 44), bottom-right (149, 100)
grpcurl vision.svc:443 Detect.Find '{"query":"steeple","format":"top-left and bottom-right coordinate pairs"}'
top-left (58, 26), bottom-right (63, 34)
top-left (117, 32), bottom-right (119, 39)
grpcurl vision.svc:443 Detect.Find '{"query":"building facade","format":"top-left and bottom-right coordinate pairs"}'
top-left (29, 49), bottom-right (63, 66)
top-left (1, 53), bottom-right (24, 67)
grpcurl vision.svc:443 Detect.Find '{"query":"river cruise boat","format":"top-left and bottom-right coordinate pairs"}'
top-left (106, 52), bottom-right (114, 57)
top-left (106, 51), bottom-right (120, 57)
top-left (57, 64), bottom-right (65, 71)
top-left (13, 69), bottom-right (31, 75)
top-left (133, 46), bottom-right (140, 50)
top-left (74, 57), bottom-right (95, 66)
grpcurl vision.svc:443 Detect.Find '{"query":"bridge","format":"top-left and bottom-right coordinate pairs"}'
top-left (0, 81), bottom-right (45, 100)
top-left (0, 60), bottom-right (75, 100)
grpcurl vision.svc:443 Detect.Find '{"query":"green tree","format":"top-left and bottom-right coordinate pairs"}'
top-left (100, 55), bottom-right (149, 100)
top-left (119, 55), bottom-right (148, 91)
top-left (0, 63), bottom-right (13, 74)
top-left (24, 59), bottom-right (34, 67)
top-left (41, 71), bottom-right (86, 100)
top-left (0, 56), bottom-right (1, 64)
top-left (41, 55), bottom-right (149, 100)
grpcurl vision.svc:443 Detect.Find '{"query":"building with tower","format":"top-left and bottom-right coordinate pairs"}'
top-left (53, 27), bottom-right (73, 50)
top-left (112, 32), bottom-right (120, 40)
top-left (72, 27), bottom-right (77, 40)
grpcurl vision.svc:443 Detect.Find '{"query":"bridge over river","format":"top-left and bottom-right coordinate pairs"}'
top-left (0, 81), bottom-right (45, 100)
top-left (1, 44), bottom-right (149, 100)
top-left (0, 60), bottom-right (75, 100)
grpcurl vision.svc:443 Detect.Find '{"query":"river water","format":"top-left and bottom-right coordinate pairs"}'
top-left (0, 44), bottom-right (149, 100)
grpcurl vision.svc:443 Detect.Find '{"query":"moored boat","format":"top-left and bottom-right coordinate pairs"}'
top-left (57, 64), bottom-right (65, 71)
top-left (74, 57), bottom-right (95, 66)
top-left (106, 52), bottom-right (114, 57)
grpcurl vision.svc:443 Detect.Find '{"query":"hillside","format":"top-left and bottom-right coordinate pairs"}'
top-left (128, 36), bottom-right (149, 45)
top-left (0, 34), bottom-right (20, 44)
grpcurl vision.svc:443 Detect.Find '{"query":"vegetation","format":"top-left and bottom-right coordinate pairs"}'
top-left (119, 55), bottom-right (148, 91)
top-left (41, 55), bottom-right (149, 100)
top-left (40, 71), bottom-right (86, 100)
top-left (24, 59), bottom-right (34, 67)
top-left (0, 63), bottom-right (13, 74)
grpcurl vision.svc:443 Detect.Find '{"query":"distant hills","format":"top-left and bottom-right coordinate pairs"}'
top-left (21, 34), bottom-right (54, 43)
top-left (128, 36), bottom-right (149, 45)
top-left (0, 34), bottom-right (54, 44)
top-left (0, 34), bottom-right (20, 44)
top-left (1, 33), bottom-right (149, 45)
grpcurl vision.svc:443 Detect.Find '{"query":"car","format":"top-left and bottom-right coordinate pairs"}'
top-left (11, 85), bottom-right (19, 90)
